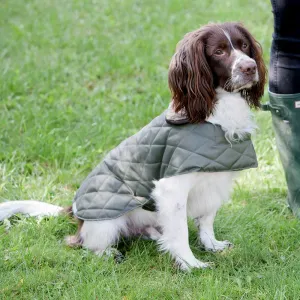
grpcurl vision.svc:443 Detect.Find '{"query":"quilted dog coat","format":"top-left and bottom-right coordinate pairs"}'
top-left (72, 109), bottom-right (258, 221)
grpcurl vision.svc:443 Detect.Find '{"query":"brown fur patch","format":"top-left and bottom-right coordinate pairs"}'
top-left (61, 206), bottom-right (73, 217)
top-left (60, 206), bottom-right (84, 248)
top-left (65, 218), bottom-right (84, 248)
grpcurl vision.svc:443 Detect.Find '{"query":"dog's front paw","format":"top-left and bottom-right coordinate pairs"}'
top-left (204, 240), bottom-right (233, 252)
top-left (176, 257), bottom-right (213, 272)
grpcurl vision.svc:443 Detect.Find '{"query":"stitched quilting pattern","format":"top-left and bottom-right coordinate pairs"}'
top-left (73, 112), bottom-right (258, 221)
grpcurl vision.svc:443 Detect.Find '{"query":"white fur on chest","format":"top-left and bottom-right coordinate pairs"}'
top-left (207, 88), bottom-right (257, 141)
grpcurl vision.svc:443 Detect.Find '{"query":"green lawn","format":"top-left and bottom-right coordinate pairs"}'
top-left (1, 0), bottom-right (300, 299)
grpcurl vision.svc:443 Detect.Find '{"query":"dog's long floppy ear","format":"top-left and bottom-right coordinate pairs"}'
top-left (168, 29), bottom-right (216, 123)
top-left (236, 23), bottom-right (267, 107)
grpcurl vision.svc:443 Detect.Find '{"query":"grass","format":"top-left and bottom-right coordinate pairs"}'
top-left (1, 0), bottom-right (299, 299)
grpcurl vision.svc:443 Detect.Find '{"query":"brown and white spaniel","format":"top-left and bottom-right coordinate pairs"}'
top-left (0, 22), bottom-right (266, 271)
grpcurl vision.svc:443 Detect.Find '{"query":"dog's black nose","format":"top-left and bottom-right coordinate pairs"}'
top-left (239, 61), bottom-right (257, 75)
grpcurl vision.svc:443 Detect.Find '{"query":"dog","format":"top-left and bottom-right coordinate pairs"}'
top-left (0, 22), bottom-right (266, 271)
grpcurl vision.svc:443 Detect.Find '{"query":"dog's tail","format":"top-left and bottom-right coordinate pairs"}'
top-left (0, 201), bottom-right (82, 247)
top-left (0, 200), bottom-right (67, 221)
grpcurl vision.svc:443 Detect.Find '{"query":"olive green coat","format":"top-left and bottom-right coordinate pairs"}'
top-left (72, 111), bottom-right (257, 221)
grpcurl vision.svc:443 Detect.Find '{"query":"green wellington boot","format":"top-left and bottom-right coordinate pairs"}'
top-left (262, 92), bottom-right (300, 217)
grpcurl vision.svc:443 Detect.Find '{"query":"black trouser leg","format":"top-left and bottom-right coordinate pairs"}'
top-left (268, 0), bottom-right (300, 216)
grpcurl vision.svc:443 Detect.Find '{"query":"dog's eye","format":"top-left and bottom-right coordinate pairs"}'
top-left (242, 42), bottom-right (248, 49)
top-left (214, 49), bottom-right (224, 55)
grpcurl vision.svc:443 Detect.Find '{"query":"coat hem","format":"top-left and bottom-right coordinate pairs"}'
top-left (73, 164), bottom-right (258, 221)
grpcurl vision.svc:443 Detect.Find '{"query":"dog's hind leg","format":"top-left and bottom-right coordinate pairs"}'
top-left (142, 226), bottom-right (161, 241)
top-left (79, 216), bottom-right (127, 256)
top-left (127, 207), bottom-right (161, 240)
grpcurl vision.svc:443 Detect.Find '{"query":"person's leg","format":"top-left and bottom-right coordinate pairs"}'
top-left (270, 0), bottom-right (300, 94)
top-left (269, 0), bottom-right (300, 216)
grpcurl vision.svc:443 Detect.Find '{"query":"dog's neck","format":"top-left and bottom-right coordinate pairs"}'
top-left (206, 87), bottom-right (257, 141)
top-left (165, 87), bottom-right (257, 141)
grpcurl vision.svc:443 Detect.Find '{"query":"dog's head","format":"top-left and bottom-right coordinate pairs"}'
top-left (168, 22), bottom-right (267, 123)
